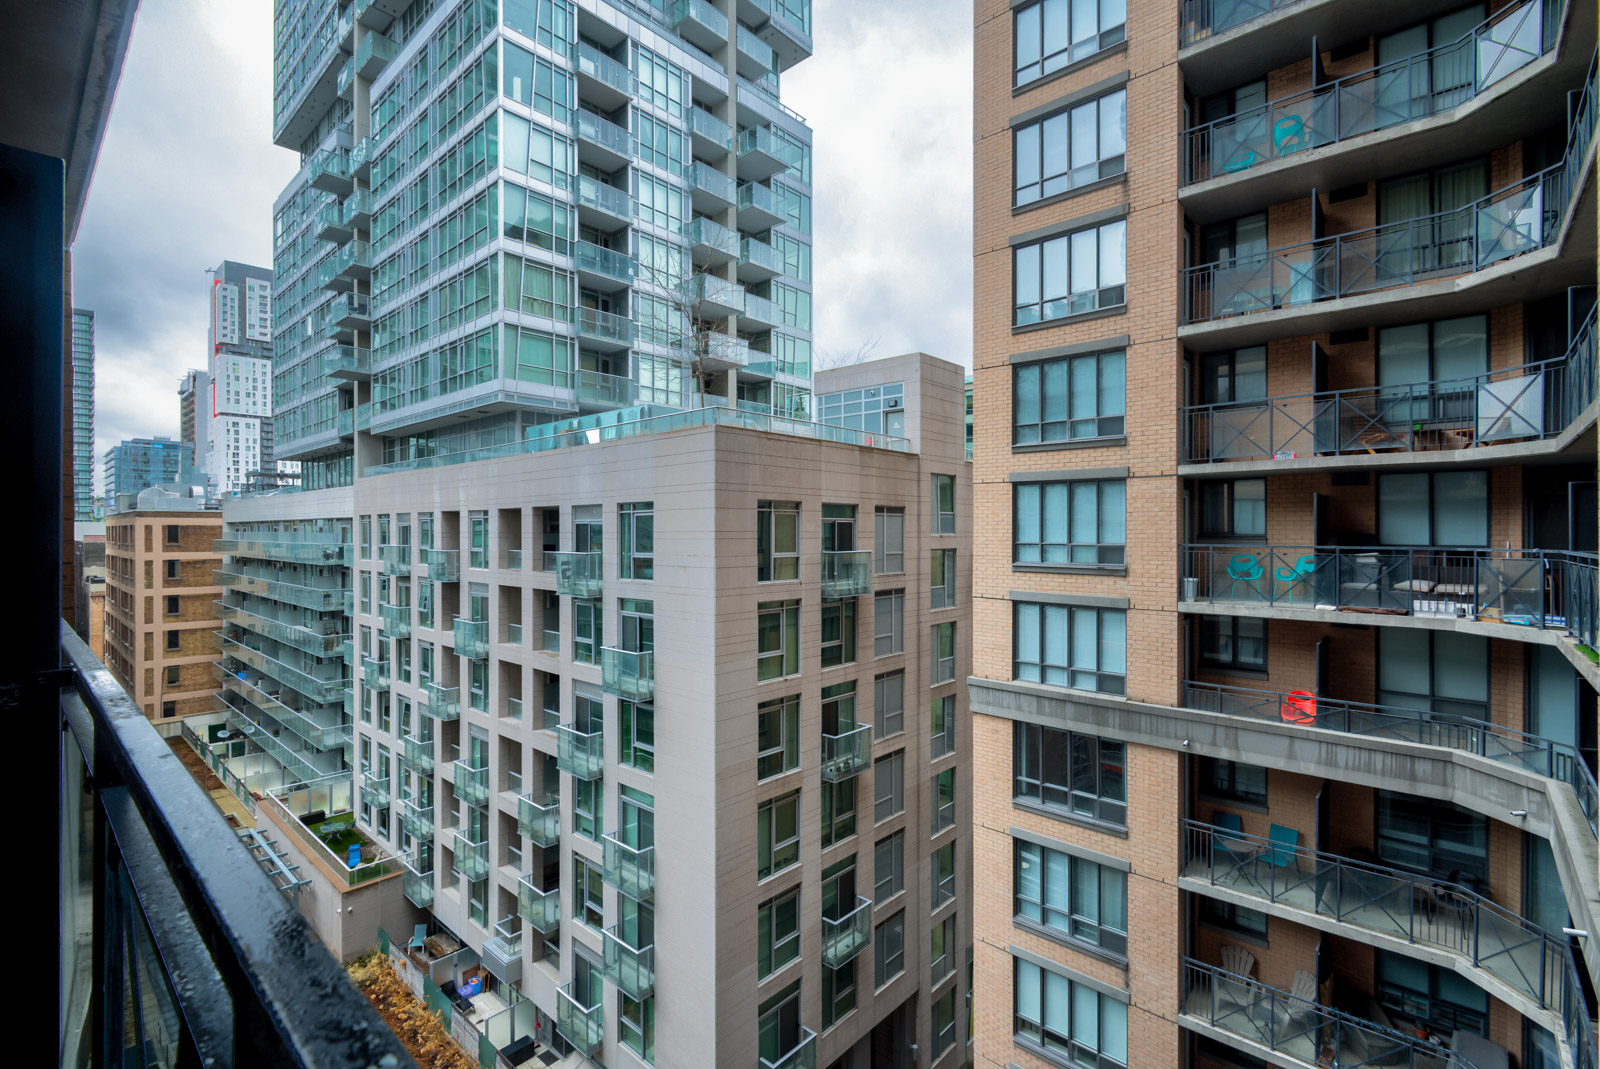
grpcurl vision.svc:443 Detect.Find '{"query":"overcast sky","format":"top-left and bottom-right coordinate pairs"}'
top-left (74, 0), bottom-right (973, 490)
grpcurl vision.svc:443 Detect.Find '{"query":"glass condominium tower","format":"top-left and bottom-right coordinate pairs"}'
top-left (269, 0), bottom-right (817, 491)
top-left (72, 308), bottom-right (96, 521)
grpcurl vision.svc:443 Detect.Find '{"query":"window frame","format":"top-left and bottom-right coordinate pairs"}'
top-left (1198, 757), bottom-right (1268, 806)
top-left (874, 506), bottom-right (905, 574)
top-left (873, 751), bottom-right (905, 823)
top-left (1013, 0), bottom-right (1129, 89)
top-left (873, 590), bottom-right (905, 657)
top-left (757, 790), bottom-right (801, 880)
top-left (757, 693), bottom-right (802, 780)
top-left (1013, 722), bottom-right (1127, 828)
top-left (757, 599), bottom-right (801, 681)
top-left (1013, 602), bottom-right (1126, 694)
top-left (932, 621), bottom-right (956, 685)
top-left (1013, 87), bottom-right (1128, 207)
top-left (931, 475), bottom-right (956, 535)
top-left (619, 501), bottom-right (654, 580)
top-left (1198, 615), bottom-right (1268, 672)
top-left (757, 500), bottom-right (800, 582)
top-left (873, 911), bottom-right (906, 989)
top-left (874, 670), bottom-right (905, 739)
top-left (1013, 219), bottom-right (1127, 327)
top-left (931, 548), bottom-right (957, 609)
top-left (1197, 478), bottom-right (1266, 540)
top-left (758, 887), bottom-right (801, 980)
top-left (874, 831), bottom-right (905, 903)
top-left (1013, 349), bottom-right (1126, 445)
top-left (1013, 957), bottom-right (1129, 1067)
top-left (1014, 839), bottom-right (1129, 956)
top-left (1013, 480), bottom-right (1127, 566)
top-left (820, 597), bottom-right (858, 669)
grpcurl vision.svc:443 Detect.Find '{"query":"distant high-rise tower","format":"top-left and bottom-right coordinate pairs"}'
top-left (71, 308), bottom-right (96, 520)
top-left (207, 260), bottom-right (277, 495)
top-left (178, 367), bottom-right (211, 478)
top-left (103, 437), bottom-right (203, 508)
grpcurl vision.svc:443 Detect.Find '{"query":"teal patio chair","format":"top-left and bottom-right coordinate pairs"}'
top-left (1274, 554), bottom-right (1316, 602)
top-left (1265, 824), bottom-right (1300, 876)
top-left (1226, 554), bottom-right (1265, 600)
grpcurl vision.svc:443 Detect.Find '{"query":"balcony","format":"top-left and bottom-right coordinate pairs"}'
top-left (737, 181), bottom-right (786, 230)
top-left (403, 866), bottom-right (434, 908)
top-left (399, 797), bottom-right (433, 840)
top-left (361, 657), bottom-right (390, 691)
top-left (214, 537), bottom-right (349, 565)
top-left (452, 830), bottom-right (489, 880)
top-left (578, 369), bottom-right (639, 408)
top-left (820, 550), bottom-right (872, 598)
top-left (736, 26), bottom-right (776, 79)
top-left (738, 291), bottom-right (783, 332)
top-left (556, 723), bottom-right (604, 780)
top-left (1180, 544), bottom-right (1599, 648)
top-left (602, 924), bottom-right (656, 1000)
top-left (1179, 957), bottom-right (1472, 1069)
top-left (424, 547), bottom-right (460, 581)
top-left (820, 897), bottom-right (871, 968)
top-left (518, 873), bottom-right (561, 933)
top-left (422, 681), bottom-right (461, 720)
top-left (452, 760), bottom-right (489, 805)
top-left (361, 775), bottom-right (389, 809)
top-left (672, 0), bottom-right (727, 53)
top-left (737, 236), bottom-right (784, 283)
top-left (377, 602), bottom-right (410, 638)
top-left (575, 42), bottom-right (635, 111)
top-left (216, 602), bottom-right (343, 657)
top-left (320, 344), bottom-right (370, 381)
top-left (452, 616), bottom-right (489, 660)
top-left (342, 187), bottom-right (372, 229)
top-left (482, 917), bottom-right (524, 987)
top-left (698, 330), bottom-right (750, 370)
top-left (690, 106), bottom-right (735, 159)
top-left (348, 136), bottom-right (372, 182)
top-left (545, 550), bottom-right (603, 597)
top-left (402, 732), bottom-right (434, 775)
top-left (820, 723), bottom-right (871, 782)
top-left (378, 544), bottom-right (411, 574)
top-left (1180, 817), bottom-right (1588, 1055)
top-left (317, 240), bottom-right (371, 291)
top-left (556, 981), bottom-right (603, 1057)
top-left (336, 55), bottom-right (354, 98)
top-left (354, 30), bottom-right (395, 80)
top-left (575, 108), bottom-right (633, 170)
top-left (1181, 309), bottom-right (1598, 473)
top-left (690, 216), bottom-right (741, 265)
top-left (758, 0), bottom-right (813, 70)
top-left (1183, 680), bottom-right (1599, 835)
top-left (315, 201), bottom-right (351, 243)
top-left (218, 636), bottom-right (345, 704)
top-left (690, 160), bottom-right (738, 213)
top-left (575, 174), bottom-right (633, 230)
top-left (601, 647), bottom-right (654, 702)
top-left (685, 272), bottom-right (746, 318)
top-left (760, 1027), bottom-right (817, 1069)
top-left (576, 306), bottom-right (634, 350)
top-left (602, 830), bottom-right (656, 901)
top-left (518, 792), bottom-right (560, 847)
top-left (736, 125), bottom-right (790, 181)
top-left (574, 240), bottom-right (635, 290)
top-left (306, 147), bottom-right (352, 195)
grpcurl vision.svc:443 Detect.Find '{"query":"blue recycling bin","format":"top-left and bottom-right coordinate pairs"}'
top-left (347, 843), bottom-right (362, 869)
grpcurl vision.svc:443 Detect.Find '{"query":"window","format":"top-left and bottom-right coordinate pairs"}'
top-left (1198, 897), bottom-right (1268, 937)
top-left (874, 832), bottom-right (905, 902)
top-left (620, 698), bottom-right (654, 772)
top-left (1014, 481), bottom-right (1126, 565)
top-left (417, 582), bottom-right (433, 629)
top-left (1013, 958), bottom-right (1129, 1067)
top-left (620, 994), bottom-right (655, 1064)
top-left (1198, 479), bottom-right (1265, 539)
top-left (1199, 616), bottom-right (1266, 671)
top-left (931, 549), bottom-right (956, 608)
top-left (1377, 471), bottom-right (1489, 546)
top-left (758, 982), bottom-right (804, 1069)
top-left (758, 791), bottom-right (800, 879)
top-left (758, 694), bottom-right (801, 780)
top-left (931, 475), bottom-right (955, 535)
top-left (573, 598), bottom-right (601, 664)
top-left (932, 842), bottom-right (956, 908)
top-left (165, 559), bottom-right (178, 579)
top-left (573, 776), bottom-right (603, 841)
top-left (931, 695), bottom-right (955, 759)
top-left (1378, 630), bottom-right (1488, 719)
top-left (757, 600), bottom-right (801, 680)
top-left (165, 524), bottom-right (179, 545)
top-left (360, 571), bottom-right (371, 614)
top-left (932, 769), bottom-right (956, 835)
top-left (758, 887), bottom-right (800, 979)
top-left (165, 665), bottom-right (180, 686)
top-left (1013, 723), bottom-right (1127, 827)
top-left (1014, 220), bottom-right (1126, 326)
top-left (932, 983), bottom-right (958, 1059)
top-left (1013, 602), bottom-right (1126, 694)
top-left (1014, 350), bottom-right (1126, 444)
top-left (874, 671), bottom-right (905, 738)
top-left (161, 700), bottom-right (176, 718)
top-left (1376, 791), bottom-right (1487, 884)
top-left (873, 911), bottom-right (905, 988)
top-left (165, 595), bottom-right (180, 615)
top-left (620, 502), bottom-right (653, 579)
top-left (822, 776), bottom-right (857, 848)
top-left (820, 599), bottom-right (857, 668)
top-left (758, 501), bottom-right (799, 581)
top-left (574, 855), bottom-right (604, 929)
top-left (1199, 758), bottom-right (1267, 806)
top-left (469, 878), bottom-right (487, 927)
top-left (165, 630), bottom-right (180, 651)
top-left (470, 511), bottom-right (488, 569)
top-left (932, 913), bottom-right (957, 983)
top-left (874, 752), bottom-right (904, 823)
top-left (1014, 0), bottom-right (1128, 87)
top-left (1014, 88), bottom-right (1127, 207)
top-left (874, 506), bottom-right (905, 573)
top-left (1200, 346), bottom-right (1268, 404)
top-left (822, 503), bottom-right (857, 552)
top-left (1015, 841), bottom-right (1127, 955)
top-left (932, 622), bottom-right (956, 684)
top-left (874, 591), bottom-right (904, 656)
top-left (823, 958), bottom-right (856, 1031)
top-left (1376, 951), bottom-right (1489, 1037)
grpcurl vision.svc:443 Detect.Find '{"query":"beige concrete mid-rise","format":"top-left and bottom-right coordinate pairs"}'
top-left (104, 491), bottom-right (224, 720)
top-left (971, 1), bottom-right (1599, 1069)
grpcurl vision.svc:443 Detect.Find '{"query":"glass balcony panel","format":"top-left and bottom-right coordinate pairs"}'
top-left (574, 240), bottom-right (636, 285)
top-left (518, 793), bottom-right (560, 847)
top-left (739, 292), bottom-right (782, 330)
top-left (820, 550), bottom-right (872, 598)
top-left (544, 551), bottom-right (604, 597)
top-left (685, 272), bottom-right (746, 316)
top-left (739, 236), bottom-right (784, 277)
top-left (556, 724), bottom-right (605, 780)
top-left (452, 760), bottom-right (489, 806)
top-left (402, 732), bottom-right (434, 775)
top-left (602, 829), bottom-right (656, 901)
top-left (602, 924), bottom-right (656, 1000)
top-left (576, 42), bottom-right (636, 97)
top-left (577, 368), bottom-right (639, 406)
top-left (601, 647), bottom-right (655, 702)
top-left (691, 161), bottom-right (738, 206)
top-left (422, 681), bottom-right (461, 721)
top-left (361, 657), bottom-right (390, 691)
top-left (576, 175), bottom-right (635, 223)
top-left (423, 547), bottom-right (461, 581)
top-left (355, 31), bottom-right (396, 79)
top-left (556, 981), bottom-right (603, 1057)
top-left (576, 108), bottom-right (634, 158)
top-left (361, 776), bottom-right (390, 809)
top-left (690, 106), bottom-right (735, 155)
top-left (378, 544), bottom-right (411, 574)
top-left (760, 1027), bottom-right (817, 1069)
top-left (736, 25), bottom-right (776, 76)
top-left (214, 536), bottom-right (351, 565)
top-left (399, 798), bottom-right (433, 840)
top-left (403, 867), bottom-right (434, 908)
top-left (452, 616), bottom-right (489, 659)
top-left (737, 181), bottom-right (785, 228)
top-left (820, 723), bottom-right (870, 782)
top-left (576, 306), bottom-right (634, 348)
top-left (453, 830), bottom-right (489, 880)
top-left (820, 896), bottom-right (871, 968)
top-left (689, 216), bottom-right (741, 262)
top-left (518, 874), bottom-right (561, 933)
top-left (377, 602), bottom-right (411, 638)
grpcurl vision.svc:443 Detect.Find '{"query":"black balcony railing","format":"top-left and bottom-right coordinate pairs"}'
top-left (1180, 821), bottom-right (1597, 1069)
top-left (1182, 680), bottom-right (1599, 835)
top-left (1183, 307), bottom-right (1598, 463)
top-left (1180, 544), bottom-right (1599, 648)
top-left (1182, 53), bottom-right (1596, 326)
top-left (1182, 0), bottom-right (1566, 183)
top-left (1180, 0), bottom-right (1307, 47)
top-left (58, 622), bottom-right (415, 1069)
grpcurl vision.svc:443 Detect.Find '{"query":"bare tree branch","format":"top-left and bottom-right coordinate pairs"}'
top-left (814, 336), bottom-right (881, 371)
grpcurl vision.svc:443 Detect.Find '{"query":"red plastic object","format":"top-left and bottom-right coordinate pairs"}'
top-left (1280, 690), bottom-right (1316, 724)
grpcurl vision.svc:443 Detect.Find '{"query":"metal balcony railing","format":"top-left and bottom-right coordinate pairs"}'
top-left (602, 923), bottom-right (656, 999)
top-left (1183, 308), bottom-right (1598, 463)
top-left (603, 830), bottom-right (656, 901)
top-left (557, 724), bottom-right (604, 780)
top-left (820, 724), bottom-right (870, 782)
top-left (518, 792), bottom-right (560, 847)
top-left (1181, 544), bottom-right (1599, 647)
top-left (820, 550), bottom-right (873, 598)
top-left (545, 550), bottom-right (603, 598)
top-left (1182, 680), bottom-right (1599, 835)
top-left (452, 616), bottom-right (489, 660)
top-left (601, 646), bottom-right (654, 702)
top-left (452, 760), bottom-right (489, 806)
top-left (399, 796), bottom-right (433, 840)
top-left (421, 681), bottom-right (461, 721)
top-left (820, 897), bottom-right (872, 968)
top-left (518, 873), bottom-right (561, 932)
top-left (57, 623), bottom-right (415, 1069)
top-left (452, 830), bottom-right (489, 880)
top-left (556, 981), bottom-right (603, 1056)
top-left (423, 547), bottom-right (460, 581)
top-left (1183, 0), bottom-right (1568, 182)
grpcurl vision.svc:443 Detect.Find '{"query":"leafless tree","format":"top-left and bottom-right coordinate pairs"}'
top-left (814, 336), bottom-right (882, 371)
